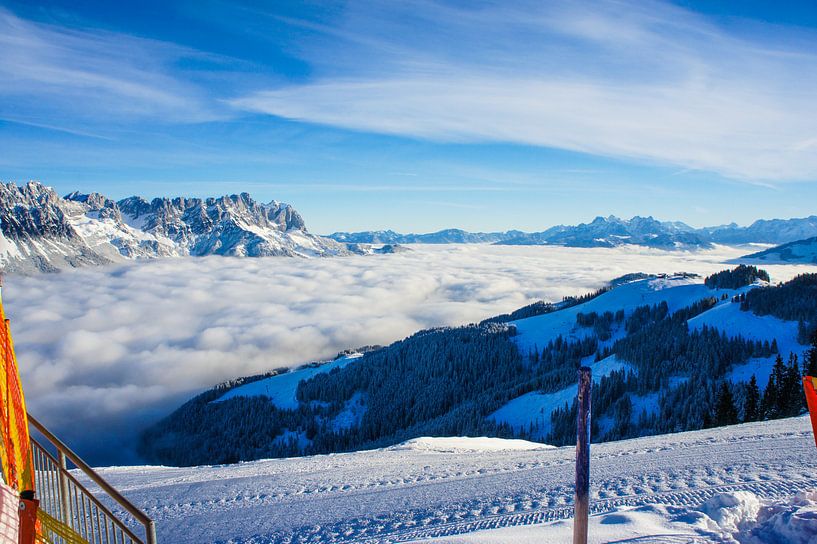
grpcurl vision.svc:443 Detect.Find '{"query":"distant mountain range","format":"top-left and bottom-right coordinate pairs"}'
top-left (741, 237), bottom-right (817, 264)
top-left (0, 181), bottom-right (355, 273)
top-left (4, 181), bottom-right (816, 273)
top-left (328, 229), bottom-right (525, 245)
top-left (329, 215), bottom-right (817, 249)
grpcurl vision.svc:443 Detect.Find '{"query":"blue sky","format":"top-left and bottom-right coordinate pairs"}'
top-left (1, 0), bottom-right (816, 233)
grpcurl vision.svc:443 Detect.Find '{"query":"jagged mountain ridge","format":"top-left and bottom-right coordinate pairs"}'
top-left (0, 181), bottom-right (351, 273)
top-left (328, 215), bottom-right (817, 249)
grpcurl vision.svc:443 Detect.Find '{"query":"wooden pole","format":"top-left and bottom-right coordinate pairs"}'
top-left (574, 366), bottom-right (592, 544)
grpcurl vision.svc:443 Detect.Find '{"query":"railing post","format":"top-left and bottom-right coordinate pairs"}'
top-left (146, 520), bottom-right (158, 544)
top-left (58, 450), bottom-right (71, 524)
top-left (573, 366), bottom-right (591, 544)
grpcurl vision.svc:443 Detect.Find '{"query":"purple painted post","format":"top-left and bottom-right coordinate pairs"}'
top-left (574, 366), bottom-right (592, 544)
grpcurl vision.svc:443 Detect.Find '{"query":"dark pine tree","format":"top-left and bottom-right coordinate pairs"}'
top-left (714, 381), bottom-right (739, 426)
top-left (799, 320), bottom-right (810, 344)
top-left (782, 353), bottom-right (804, 415)
top-left (761, 372), bottom-right (778, 420)
top-left (743, 375), bottom-right (760, 423)
top-left (805, 329), bottom-right (817, 378)
top-left (772, 354), bottom-right (788, 417)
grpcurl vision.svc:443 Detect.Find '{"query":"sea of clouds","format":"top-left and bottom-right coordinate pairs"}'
top-left (3, 244), bottom-right (808, 465)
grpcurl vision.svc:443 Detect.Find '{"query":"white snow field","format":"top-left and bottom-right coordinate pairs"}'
top-left (88, 416), bottom-right (817, 543)
top-left (490, 356), bottom-right (631, 438)
top-left (214, 353), bottom-right (364, 409)
top-left (510, 275), bottom-right (711, 355)
top-left (422, 490), bottom-right (817, 543)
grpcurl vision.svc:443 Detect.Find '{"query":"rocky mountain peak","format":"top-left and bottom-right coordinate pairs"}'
top-left (65, 191), bottom-right (122, 222)
top-left (0, 181), bottom-right (77, 241)
top-left (0, 182), bottom-right (350, 273)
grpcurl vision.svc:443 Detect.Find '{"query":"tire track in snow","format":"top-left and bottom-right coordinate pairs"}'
top-left (92, 418), bottom-right (816, 544)
top-left (365, 478), bottom-right (814, 543)
top-left (232, 476), bottom-right (814, 543)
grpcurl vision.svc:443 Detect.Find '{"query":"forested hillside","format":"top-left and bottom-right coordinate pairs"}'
top-left (141, 269), bottom-right (817, 466)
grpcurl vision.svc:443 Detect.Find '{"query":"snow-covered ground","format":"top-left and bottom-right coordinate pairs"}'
top-left (392, 436), bottom-right (554, 454)
top-left (214, 353), bottom-right (364, 409)
top-left (89, 416), bottom-right (817, 543)
top-left (510, 275), bottom-right (711, 355)
top-left (490, 356), bottom-right (632, 438)
top-left (422, 491), bottom-right (817, 543)
top-left (691, 294), bottom-right (807, 389)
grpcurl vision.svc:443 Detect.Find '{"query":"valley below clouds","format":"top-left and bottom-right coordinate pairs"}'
top-left (4, 244), bottom-right (808, 464)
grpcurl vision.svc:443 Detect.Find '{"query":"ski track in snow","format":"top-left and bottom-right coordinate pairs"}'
top-left (87, 416), bottom-right (816, 543)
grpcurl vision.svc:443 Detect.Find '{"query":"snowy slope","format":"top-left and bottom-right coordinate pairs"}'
top-left (490, 356), bottom-right (632, 438)
top-left (214, 353), bottom-right (363, 409)
top-left (422, 491), bottom-right (817, 543)
top-left (156, 272), bottom-right (812, 471)
top-left (489, 276), bottom-right (805, 442)
top-left (390, 437), bottom-right (555, 453)
top-left (510, 276), bottom-right (710, 356)
top-left (87, 416), bottom-right (816, 543)
top-left (688, 291), bottom-right (800, 355)
top-left (689, 296), bottom-right (806, 386)
top-left (64, 203), bottom-right (179, 260)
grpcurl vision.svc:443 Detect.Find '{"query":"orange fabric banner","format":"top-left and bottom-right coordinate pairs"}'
top-left (803, 376), bottom-right (817, 449)
top-left (0, 298), bottom-right (34, 494)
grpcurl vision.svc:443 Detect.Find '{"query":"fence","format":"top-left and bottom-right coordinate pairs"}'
top-left (28, 415), bottom-right (156, 544)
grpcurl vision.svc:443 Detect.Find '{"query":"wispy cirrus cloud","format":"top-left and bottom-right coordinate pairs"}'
top-left (230, 0), bottom-right (817, 182)
top-left (0, 7), bottom-right (223, 126)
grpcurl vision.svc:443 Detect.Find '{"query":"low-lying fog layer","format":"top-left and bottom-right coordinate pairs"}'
top-left (4, 244), bottom-right (807, 465)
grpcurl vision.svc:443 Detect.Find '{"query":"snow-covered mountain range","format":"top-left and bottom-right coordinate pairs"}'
top-left (329, 215), bottom-right (817, 249)
top-left (329, 228), bottom-right (525, 245)
top-left (4, 180), bottom-right (815, 272)
top-left (501, 215), bottom-right (709, 248)
top-left (0, 181), bottom-right (352, 273)
top-left (742, 236), bottom-right (817, 264)
top-left (705, 217), bottom-right (817, 245)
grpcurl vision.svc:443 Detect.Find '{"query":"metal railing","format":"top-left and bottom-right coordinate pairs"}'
top-left (28, 415), bottom-right (157, 544)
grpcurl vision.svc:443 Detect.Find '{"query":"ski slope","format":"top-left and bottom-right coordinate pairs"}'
top-left (489, 356), bottom-right (632, 438)
top-left (690, 297), bottom-right (806, 388)
top-left (510, 276), bottom-right (712, 355)
top-left (688, 295), bottom-right (803, 358)
top-left (88, 416), bottom-right (816, 543)
top-left (214, 353), bottom-right (363, 409)
top-left (493, 276), bottom-right (799, 439)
